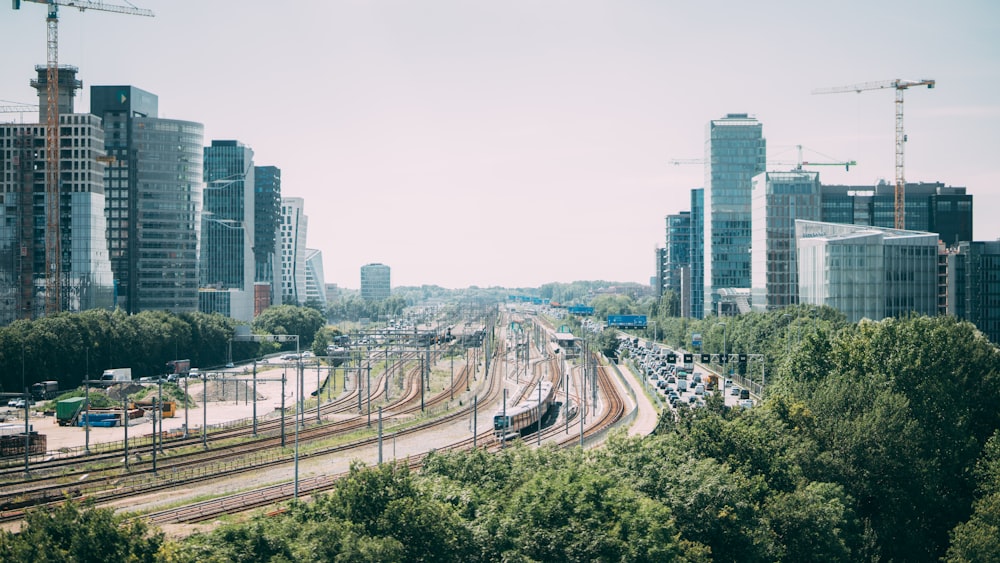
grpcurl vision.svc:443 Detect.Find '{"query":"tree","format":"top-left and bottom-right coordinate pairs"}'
top-left (946, 431), bottom-right (1000, 562)
top-left (0, 501), bottom-right (165, 562)
top-left (252, 305), bottom-right (326, 350)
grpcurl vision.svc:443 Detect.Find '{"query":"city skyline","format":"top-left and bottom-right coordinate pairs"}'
top-left (1, 1), bottom-right (998, 289)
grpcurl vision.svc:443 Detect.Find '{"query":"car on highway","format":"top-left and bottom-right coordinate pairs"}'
top-left (739, 388), bottom-right (751, 400)
top-left (730, 385), bottom-right (741, 396)
top-left (739, 399), bottom-right (754, 409)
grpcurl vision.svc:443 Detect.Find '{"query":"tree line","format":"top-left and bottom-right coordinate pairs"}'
top-left (1, 309), bottom-right (998, 560)
top-left (0, 305), bottom-right (325, 395)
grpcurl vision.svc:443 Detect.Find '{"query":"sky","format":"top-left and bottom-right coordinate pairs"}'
top-left (2, 1), bottom-right (998, 289)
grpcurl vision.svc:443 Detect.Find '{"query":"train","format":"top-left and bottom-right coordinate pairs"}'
top-left (493, 381), bottom-right (555, 440)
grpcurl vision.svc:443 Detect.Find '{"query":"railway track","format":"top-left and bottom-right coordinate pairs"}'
top-left (0, 353), bottom-right (471, 521)
top-left (144, 344), bottom-right (508, 525)
top-left (145, 342), bottom-right (629, 526)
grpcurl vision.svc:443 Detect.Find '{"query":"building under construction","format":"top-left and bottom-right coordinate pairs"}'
top-left (0, 65), bottom-right (115, 324)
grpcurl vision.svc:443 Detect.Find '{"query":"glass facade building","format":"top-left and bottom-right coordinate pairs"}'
top-left (200, 140), bottom-right (255, 321)
top-left (796, 220), bottom-right (938, 323)
top-left (361, 263), bottom-right (391, 301)
top-left (950, 241), bottom-right (1000, 345)
top-left (0, 115), bottom-right (115, 323)
top-left (704, 114), bottom-right (766, 316)
top-left (254, 165), bottom-right (281, 307)
top-left (664, 212), bottom-right (691, 316)
top-left (690, 188), bottom-right (705, 319)
top-left (280, 197), bottom-right (308, 306)
top-left (821, 181), bottom-right (972, 246)
top-left (751, 171), bottom-right (821, 312)
top-left (91, 85), bottom-right (203, 314)
top-left (304, 248), bottom-right (327, 307)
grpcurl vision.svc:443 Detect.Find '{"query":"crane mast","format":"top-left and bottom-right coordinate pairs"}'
top-left (13, 0), bottom-right (154, 316)
top-left (813, 78), bottom-right (935, 229)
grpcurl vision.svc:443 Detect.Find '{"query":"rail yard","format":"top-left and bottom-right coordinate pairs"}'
top-left (0, 308), bottom-right (648, 535)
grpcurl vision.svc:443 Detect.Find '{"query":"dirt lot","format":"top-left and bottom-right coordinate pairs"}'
top-left (7, 365), bottom-right (320, 452)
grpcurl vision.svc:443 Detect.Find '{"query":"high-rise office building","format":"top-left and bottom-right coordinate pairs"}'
top-left (704, 114), bottom-right (766, 316)
top-left (654, 246), bottom-right (666, 298)
top-left (690, 188), bottom-right (705, 319)
top-left (821, 181), bottom-right (972, 245)
top-left (304, 248), bottom-right (327, 307)
top-left (360, 263), bottom-right (391, 301)
top-left (280, 197), bottom-right (308, 306)
top-left (663, 212), bottom-right (692, 316)
top-left (199, 140), bottom-right (255, 321)
top-left (751, 170), bottom-right (822, 312)
top-left (796, 220), bottom-right (938, 323)
top-left (942, 241), bottom-right (1000, 345)
top-left (253, 165), bottom-right (281, 308)
top-left (0, 66), bottom-right (115, 324)
top-left (91, 85), bottom-right (203, 314)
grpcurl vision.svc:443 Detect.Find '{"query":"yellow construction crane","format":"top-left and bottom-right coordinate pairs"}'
top-left (12, 0), bottom-right (154, 316)
top-left (812, 78), bottom-right (935, 230)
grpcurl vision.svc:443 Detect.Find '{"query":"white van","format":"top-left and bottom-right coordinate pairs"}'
top-left (678, 379), bottom-right (688, 392)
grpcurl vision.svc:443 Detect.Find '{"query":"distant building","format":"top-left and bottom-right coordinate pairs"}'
top-left (941, 241), bottom-right (1000, 345)
top-left (360, 263), bottom-right (391, 301)
top-left (254, 165), bottom-right (282, 309)
top-left (91, 84), bottom-right (204, 314)
top-left (751, 170), bottom-right (822, 312)
top-left (280, 197), bottom-right (308, 305)
top-left (304, 248), bottom-right (327, 307)
top-left (796, 220), bottom-right (938, 323)
top-left (0, 66), bottom-right (115, 324)
top-left (199, 140), bottom-right (255, 322)
top-left (654, 246), bottom-right (666, 298)
top-left (663, 211), bottom-right (692, 316)
top-left (821, 181), bottom-right (972, 246)
top-left (324, 283), bottom-right (341, 301)
top-left (704, 114), bottom-right (766, 316)
top-left (689, 188), bottom-right (705, 319)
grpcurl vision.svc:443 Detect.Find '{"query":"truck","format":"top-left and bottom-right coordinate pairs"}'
top-left (56, 396), bottom-right (87, 426)
top-left (30, 380), bottom-right (59, 401)
top-left (99, 368), bottom-right (132, 387)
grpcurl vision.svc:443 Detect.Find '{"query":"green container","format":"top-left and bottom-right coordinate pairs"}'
top-left (56, 397), bottom-right (87, 424)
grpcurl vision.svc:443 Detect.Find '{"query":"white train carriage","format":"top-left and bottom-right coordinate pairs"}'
top-left (493, 381), bottom-right (554, 440)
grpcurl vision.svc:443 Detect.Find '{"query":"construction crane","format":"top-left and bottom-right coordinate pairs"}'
top-left (669, 145), bottom-right (855, 171)
top-left (0, 101), bottom-right (39, 123)
top-left (12, 0), bottom-right (154, 316)
top-left (812, 78), bottom-right (935, 229)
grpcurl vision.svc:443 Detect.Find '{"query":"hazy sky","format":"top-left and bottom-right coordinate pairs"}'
top-left (2, 1), bottom-right (998, 289)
